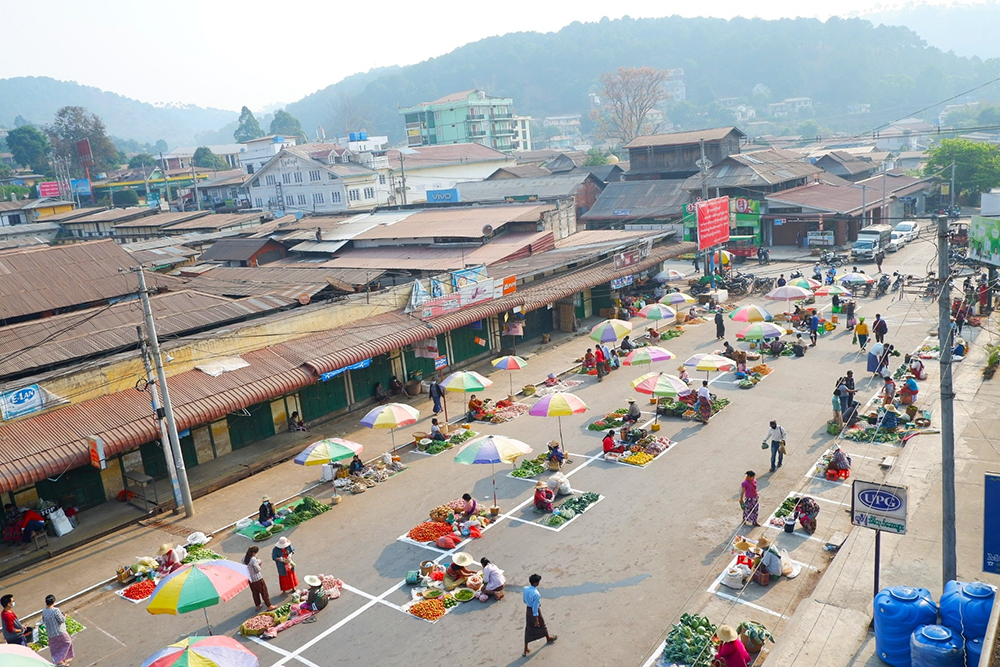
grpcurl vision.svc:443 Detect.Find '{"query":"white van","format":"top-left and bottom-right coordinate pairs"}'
top-left (894, 221), bottom-right (920, 243)
top-left (852, 224), bottom-right (894, 260)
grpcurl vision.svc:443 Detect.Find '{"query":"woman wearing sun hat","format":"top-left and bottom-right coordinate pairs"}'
top-left (443, 552), bottom-right (477, 590)
top-left (304, 575), bottom-right (328, 611)
top-left (755, 535), bottom-right (783, 578)
top-left (272, 536), bottom-right (298, 594)
top-left (715, 624), bottom-right (751, 667)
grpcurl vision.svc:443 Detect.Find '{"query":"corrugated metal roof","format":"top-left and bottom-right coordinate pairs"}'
top-left (184, 265), bottom-right (379, 297)
top-left (554, 230), bottom-right (662, 249)
top-left (199, 238), bottom-right (277, 262)
top-left (113, 211), bottom-right (211, 229)
top-left (164, 212), bottom-right (268, 231)
top-left (457, 174), bottom-right (598, 201)
top-left (287, 240), bottom-right (350, 254)
top-left (0, 240), bottom-right (181, 321)
top-left (679, 149), bottom-right (820, 190)
top-left (280, 212), bottom-right (413, 242)
top-left (59, 207), bottom-right (159, 226)
top-left (626, 126), bottom-right (745, 149)
top-left (581, 180), bottom-right (688, 221)
top-left (489, 165), bottom-right (552, 178)
top-left (385, 144), bottom-right (512, 170)
top-left (353, 205), bottom-right (552, 240)
top-left (35, 207), bottom-right (107, 223)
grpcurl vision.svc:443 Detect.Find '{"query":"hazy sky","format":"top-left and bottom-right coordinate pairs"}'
top-left (0, 0), bottom-right (971, 111)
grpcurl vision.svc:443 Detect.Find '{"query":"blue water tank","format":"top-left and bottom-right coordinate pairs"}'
top-left (359, 131), bottom-right (368, 141)
top-left (875, 586), bottom-right (939, 667)
top-left (349, 132), bottom-right (360, 142)
top-left (940, 581), bottom-right (996, 641)
top-left (911, 625), bottom-right (964, 667)
top-left (966, 637), bottom-right (983, 667)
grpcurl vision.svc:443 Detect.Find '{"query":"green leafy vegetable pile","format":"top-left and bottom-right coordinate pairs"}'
top-left (661, 613), bottom-right (717, 667)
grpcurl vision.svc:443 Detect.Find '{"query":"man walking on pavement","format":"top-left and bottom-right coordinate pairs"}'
top-left (763, 420), bottom-right (788, 472)
top-left (715, 309), bottom-right (725, 340)
top-left (429, 377), bottom-right (444, 415)
top-left (875, 250), bottom-right (885, 273)
top-left (809, 310), bottom-right (820, 346)
top-left (873, 313), bottom-right (888, 344)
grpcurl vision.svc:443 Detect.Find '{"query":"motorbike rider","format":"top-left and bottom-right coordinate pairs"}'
top-left (891, 272), bottom-right (903, 291)
top-left (826, 267), bottom-right (837, 285)
top-left (813, 263), bottom-right (823, 281)
top-left (877, 274), bottom-right (890, 296)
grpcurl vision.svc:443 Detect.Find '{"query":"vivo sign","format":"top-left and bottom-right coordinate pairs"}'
top-left (427, 188), bottom-right (460, 203)
top-left (852, 479), bottom-right (908, 535)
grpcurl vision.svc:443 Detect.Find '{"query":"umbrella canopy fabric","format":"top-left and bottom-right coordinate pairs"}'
top-left (528, 392), bottom-right (588, 417)
top-left (0, 645), bottom-right (54, 667)
top-left (711, 249), bottom-right (733, 265)
top-left (786, 277), bottom-right (821, 289)
top-left (294, 438), bottom-right (363, 466)
top-left (622, 346), bottom-right (676, 365)
top-left (659, 292), bottom-right (696, 306)
top-left (454, 435), bottom-right (532, 465)
top-left (813, 284), bottom-right (852, 296)
top-left (631, 372), bottom-right (692, 397)
top-left (589, 319), bottom-right (632, 342)
top-left (147, 561), bottom-right (250, 616)
top-left (638, 304), bottom-right (677, 321)
top-left (729, 304), bottom-right (773, 322)
top-left (765, 285), bottom-right (813, 301)
top-left (839, 272), bottom-right (874, 284)
top-left (440, 370), bottom-right (493, 393)
top-left (142, 636), bottom-right (259, 667)
top-left (654, 269), bottom-right (687, 282)
top-left (736, 322), bottom-right (786, 340)
top-left (491, 355), bottom-right (527, 371)
top-left (360, 403), bottom-right (420, 429)
top-left (683, 353), bottom-right (735, 372)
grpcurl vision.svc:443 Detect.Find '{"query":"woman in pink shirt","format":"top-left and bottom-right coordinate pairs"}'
top-left (715, 625), bottom-right (750, 667)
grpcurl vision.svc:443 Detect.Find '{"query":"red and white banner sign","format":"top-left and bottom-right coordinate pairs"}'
top-left (493, 275), bottom-right (516, 298)
top-left (37, 181), bottom-right (61, 198)
top-left (421, 280), bottom-right (496, 319)
top-left (697, 196), bottom-right (731, 250)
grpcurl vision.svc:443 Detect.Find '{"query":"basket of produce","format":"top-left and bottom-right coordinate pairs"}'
top-left (661, 613), bottom-right (717, 667)
top-left (429, 505), bottom-right (454, 522)
top-left (442, 594), bottom-right (459, 609)
top-left (466, 574), bottom-right (484, 591)
top-left (421, 589), bottom-right (444, 599)
top-left (453, 588), bottom-right (476, 602)
top-left (239, 611), bottom-right (277, 637)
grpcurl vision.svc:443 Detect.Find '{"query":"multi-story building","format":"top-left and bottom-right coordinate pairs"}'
top-left (399, 90), bottom-right (516, 152)
top-left (239, 135), bottom-right (298, 176)
top-left (165, 144), bottom-right (245, 170)
top-left (511, 116), bottom-right (533, 152)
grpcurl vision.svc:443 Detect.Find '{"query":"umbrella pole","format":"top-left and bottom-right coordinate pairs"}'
top-left (491, 462), bottom-right (498, 509)
top-left (444, 392), bottom-right (449, 423)
top-left (509, 372), bottom-right (513, 397)
top-left (558, 416), bottom-right (565, 448)
top-left (204, 607), bottom-right (213, 636)
top-left (391, 428), bottom-right (396, 455)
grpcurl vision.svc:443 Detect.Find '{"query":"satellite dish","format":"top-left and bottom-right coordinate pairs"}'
top-left (298, 294), bottom-right (311, 305)
top-left (481, 224), bottom-right (494, 236)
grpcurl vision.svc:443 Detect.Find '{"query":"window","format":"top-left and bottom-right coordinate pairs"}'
top-left (293, 172), bottom-right (303, 183)
top-left (282, 173), bottom-right (291, 184)
top-left (363, 187), bottom-right (375, 200)
top-left (255, 197), bottom-right (263, 208)
top-left (313, 192), bottom-right (324, 204)
top-left (246, 164), bottom-right (255, 175)
top-left (328, 172), bottom-right (336, 180)
top-left (309, 170), bottom-right (321, 182)
top-left (297, 194), bottom-right (307, 205)
top-left (379, 174), bottom-right (386, 185)
top-left (331, 191), bottom-right (342, 203)
top-left (286, 195), bottom-right (294, 206)
top-left (265, 174), bottom-right (276, 186)
top-left (251, 178), bottom-right (260, 187)
top-left (348, 189), bottom-right (360, 202)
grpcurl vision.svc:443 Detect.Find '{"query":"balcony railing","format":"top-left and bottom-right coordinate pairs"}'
top-left (490, 112), bottom-right (512, 119)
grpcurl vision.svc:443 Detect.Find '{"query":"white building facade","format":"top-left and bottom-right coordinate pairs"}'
top-left (245, 147), bottom-right (381, 213)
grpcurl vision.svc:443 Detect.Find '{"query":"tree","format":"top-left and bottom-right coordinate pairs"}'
top-left (13, 115), bottom-right (29, 128)
top-left (112, 189), bottom-right (139, 207)
top-left (589, 67), bottom-right (670, 145)
top-left (269, 110), bottom-right (304, 139)
top-left (234, 106), bottom-right (264, 142)
top-left (328, 92), bottom-right (373, 138)
top-left (47, 106), bottom-right (119, 174)
top-left (192, 146), bottom-right (227, 170)
top-left (154, 139), bottom-right (168, 154)
top-left (6, 125), bottom-right (51, 173)
top-left (924, 138), bottom-right (1000, 203)
top-left (583, 147), bottom-right (608, 166)
top-left (128, 153), bottom-right (157, 169)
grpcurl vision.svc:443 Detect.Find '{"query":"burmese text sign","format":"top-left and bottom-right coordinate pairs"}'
top-left (852, 479), bottom-right (908, 535)
top-left (697, 196), bottom-right (731, 250)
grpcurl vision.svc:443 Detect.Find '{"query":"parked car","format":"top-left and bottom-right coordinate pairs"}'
top-left (887, 231), bottom-right (906, 252)
top-left (894, 221), bottom-right (920, 243)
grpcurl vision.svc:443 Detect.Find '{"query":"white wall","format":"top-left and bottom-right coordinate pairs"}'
top-left (246, 153), bottom-right (379, 213)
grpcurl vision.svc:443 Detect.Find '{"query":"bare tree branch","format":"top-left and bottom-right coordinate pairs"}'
top-left (590, 67), bottom-right (669, 146)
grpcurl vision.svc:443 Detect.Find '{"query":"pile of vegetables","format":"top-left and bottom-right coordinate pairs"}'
top-left (425, 440), bottom-right (453, 455)
top-left (448, 430), bottom-right (476, 446)
top-left (121, 579), bottom-right (157, 601)
top-left (442, 595), bottom-right (459, 608)
top-left (661, 613), bottom-right (718, 667)
top-left (511, 459), bottom-right (546, 478)
top-left (454, 589), bottom-right (476, 602)
top-left (430, 505), bottom-right (454, 522)
top-left (750, 364), bottom-right (772, 375)
top-left (558, 492), bottom-right (600, 515)
top-left (621, 452), bottom-right (654, 466)
top-left (774, 497), bottom-right (799, 519)
top-left (407, 521), bottom-right (456, 542)
top-left (658, 399), bottom-right (690, 417)
top-left (547, 515), bottom-right (566, 527)
top-left (409, 598), bottom-right (447, 621)
top-left (28, 616), bottom-right (84, 651)
top-left (660, 328), bottom-right (684, 341)
top-left (711, 398), bottom-right (731, 413)
top-left (239, 613), bottom-right (276, 636)
top-left (422, 589), bottom-right (444, 599)
top-left (181, 544), bottom-right (224, 563)
top-left (842, 426), bottom-right (899, 443)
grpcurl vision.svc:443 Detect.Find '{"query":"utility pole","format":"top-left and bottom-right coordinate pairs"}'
top-left (137, 326), bottom-right (183, 512)
top-left (937, 213), bottom-right (957, 582)
top-left (159, 152), bottom-right (172, 207)
top-left (191, 163), bottom-right (201, 211)
top-left (950, 161), bottom-right (956, 208)
top-left (132, 267), bottom-right (194, 516)
top-left (881, 161), bottom-right (888, 224)
top-left (696, 138), bottom-right (712, 280)
top-left (860, 185), bottom-right (867, 229)
top-left (399, 153), bottom-right (408, 206)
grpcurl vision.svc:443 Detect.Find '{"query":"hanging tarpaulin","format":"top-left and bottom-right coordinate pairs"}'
top-left (405, 280), bottom-right (431, 313)
top-left (430, 278), bottom-right (445, 297)
top-left (452, 266), bottom-right (489, 288)
top-left (413, 337), bottom-right (439, 359)
top-left (502, 322), bottom-right (524, 337)
top-left (0, 384), bottom-right (68, 421)
top-left (320, 358), bottom-right (372, 381)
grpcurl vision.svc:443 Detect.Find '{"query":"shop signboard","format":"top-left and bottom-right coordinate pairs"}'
top-left (319, 358), bottom-right (371, 382)
top-left (452, 266), bottom-right (489, 288)
top-left (76, 139), bottom-right (95, 167)
top-left (969, 216), bottom-right (1000, 267)
top-left (984, 472), bottom-right (1000, 574)
top-left (610, 275), bottom-right (634, 290)
top-left (71, 179), bottom-right (92, 195)
top-left (421, 280), bottom-right (496, 319)
top-left (0, 384), bottom-right (45, 420)
top-left (434, 355), bottom-right (448, 370)
top-left (493, 275), bottom-right (516, 298)
top-left (807, 231), bottom-right (835, 247)
top-left (89, 436), bottom-right (107, 470)
top-left (427, 188), bottom-right (460, 203)
top-left (852, 480), bottom-right (908, 535)
top-left (697, 196), bottom-right (731, 250)
top-left (37, 181), bottom-right (61, 198)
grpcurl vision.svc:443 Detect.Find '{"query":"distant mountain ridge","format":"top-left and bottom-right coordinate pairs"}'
top-left (861, 1), bottom-right (1000, 60)
top-left (0, 76), bottom-right (237, 148)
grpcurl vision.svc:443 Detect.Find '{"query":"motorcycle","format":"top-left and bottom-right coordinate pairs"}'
top-left (820, 251), bottom-right (845, 267)
top-left (812, 265), bottom-right (823, 281)
top-left (789, 270), bottom-right (803, 279)
top-left (825, 268), bottom-right (838, 285)
top-left (891, 272), bottom-right (903, 292)
top-left (862, 281), bottom-right (874, 297)
top-left (949, 206), bottom-right (960, 222)
top-left (757, 249), bottom-right (771, 266)
top-left (875, 274), bottom-right (890, 298)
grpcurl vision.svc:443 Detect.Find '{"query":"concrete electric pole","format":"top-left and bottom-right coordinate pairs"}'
top-left (937, 214), bottom-right (957, 582)
top-left (136, 326), bottom-right (184, 512)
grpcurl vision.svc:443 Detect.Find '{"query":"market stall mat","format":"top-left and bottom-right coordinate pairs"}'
top-left (609, 439), bottom-right (672, 468)
top-left (29, 616), bottom-right (85, 653)
top-left (116, 578), bottom-right (159, 603)
top-left (413, 430), bottom-right (479, 456)
top-left (505, 491), bottom-right (603, 532)
top-left (534, 380), bottom-right (584, 396)
top-left (234, 499), bottom-right (306, 539)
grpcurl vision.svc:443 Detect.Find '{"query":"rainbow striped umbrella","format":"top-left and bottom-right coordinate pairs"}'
top-left (813, 284), bottom-right (851, 296)
top-left (360, 402), bottom-right (420, 454)
top-left (294, 438), bottom-right (363, 466)
top-left (455, 435), bottom-right (533, 509)
top-left (147, 561), bottom-right (250, 633)
top-left (638, 304), bottom-right (677, 321)
top-left (659, 292), bottom-right (696, 306)
top-left (735, 322), bottom-right (786, 340)
top-left (491, 356), bottom-right (526, 394)
top-left (787, 277), bottom-right (821, 290)
top-left (729, 304), bottom-right (773, 322)
top-left (0, 645), bottom-right (53, 667)
top-left (765, 285), bottom-right (813, 302)
top-left (441, 370), bottom-right (493, 392)
top-left (683, 353), bottom-right (735, 379)
top-left (529, 392), bottom-right (588, 445)
top-left (839, 272), bottom-right (874, 284)
top-left (142, 636), bottom-right (259, 667)
top-left (590, 319), bottom-right (632, 342)
top-left (632, 372), bottom-right (691, 397)
top-left (622, 346), bottom-right (676, 366)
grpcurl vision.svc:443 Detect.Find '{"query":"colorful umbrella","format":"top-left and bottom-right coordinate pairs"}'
top-left (632, 372), bottom-right (691, 397)
top-left (786, 277), bottom-right (821, 289)
top-left (765, 285), bottom-right (813, 302)
top-left (653, 269), bottom-right (687, 282)
top-left (142, 636), bottom-right (259, 667)
top-left (455, 435), bottom-right (533, 509)
top-left (813, 284), bottom-right (851, 296)
top-left (659, 292), bottom-right (696, 306)
top-left (147, 560), bottom-right (251, 633)
top-left (294, 438), bottom-right (363, 466)
top-left (360, 402), bottom-right (420, 454)
top-left (729, 304), bottom-right (773, 322)
top-left (710, 249), bottom-right (733, 265)
top-left (440, 370), bottom-right (493, 392)
top-left (529, 392), bottom-right (588, 446)
top-left (590, 319), bottom-right (632, 342)
top-left (682, 353), bottom-right (735, 379)
top-left (735, 322), bottom-right (786, 340)
top-left (0, 645), bottom-right (53, 667)
top-left (638, 304), bottom-right (677, 322)
top-left (622, 346), bottom-right (676, 366)
top-left (491, 356), bottom-right (526, 395)
top-left (839, 272), bottom-right (874, 284)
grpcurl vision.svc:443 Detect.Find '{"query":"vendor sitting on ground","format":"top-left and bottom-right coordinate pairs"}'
top-left (390, 375), bottom-right (411, 398)
top-left (623, 398), bottom-right (642, 425)
top-left (677, 366), bottom-right (691, 384)
top-left (828, 447), bottom-right (852, 472)
top-left (792, 334), bottom-right (808, 357)
top-left (899, 377), bottom-right (919, 405)
top-left (259, 495), bottom-right (277, 527)
top-left (546, 441), bottom-right (565, 466)
top-left (304, 575), bottom-right (329, 611)
top-left (583, 349), bottom-right (596, 369)
top-left (348, 454), bottom-right (365, 475)
top-left (721, 341), bottom-right (736, 359)
top-left (767, 339), bottom-right (785, 357)
top-left (288, 411), bottom-right (307, 431)
top-left (620, 335), bottom-right (636, 352)
top-left (533, 481), bottom-right (555, 513)
top-left (882, 376), bottom-right (897, 405)
top-left (479, 557), bottom-right (506, 601)
top-left (458, 493), bottom-right (478, 520)
top-left (467, 395), bottom-right (486, 420)
top-left (909, 357), bottom-right (927, 380)
top-left (156, 543), bottom-right (186, 576)
top-left (756, 536), bottom-right (783, 578)
top-left (373, 382), bottom-right (389, 405)
top-left (795, 497), bottom-right (821, 534)
top-left (647, 328), bottom-right (661, 343)
top-left (443, 552), bottom-right (477, 590)
top-left (953, 338), bottom-right (968, 358)
top-left (544, 373), bottom-right (559, 387)
top-left (430, 418), bottom-right (447, 441)
top-left (603, 429), bottom-right (626, 455)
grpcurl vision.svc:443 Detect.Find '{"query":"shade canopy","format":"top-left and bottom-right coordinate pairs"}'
top-left (736, 322), bottom-right (786, 340)
top-left (638, 304), bottom-right (677, 321)
top-left (622, 346), bottom-right (676, 366)
top-left (294, 438), bottom-right (363, 466)
top-left (653, 269), bottom-right (687, 282)
top-left (631, 372), bottom-right (692, 397)
top-left (491, 355), bottom-right (527, 371)
top-left (0, 645), bottom-right (54, 667)
top-left (683, 353), bottom-right (735, 372)
top-left (590, 319), bottom-right (633, 342)
top-left (659, 292), bottom-right (696, 306)
top-left (765, 285), bottom-right (813, 301)
top-left (440, 370), bottom-right (493, 392)
top-left (729, 304), bottom-right (773, 322)
top-left (454, 435), bottom-right (532, 465)
top-left (146, 561), bottom-right (250, 616)
top-left (813, 284), bottom-right (852, 296)
top-left (360, 403), bottom-right (420, 429)
top-left (786, 277), bottom-right (821, 289)
top-left (141, 636), bottom-right (259, 667)
top-left (528, 392), bottom-right (589, 417)
top-left (839, 272), bottom-right (874, 284)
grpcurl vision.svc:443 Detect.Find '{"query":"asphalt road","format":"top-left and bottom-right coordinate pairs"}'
top-left (32, 234), bottom-right (942, 667)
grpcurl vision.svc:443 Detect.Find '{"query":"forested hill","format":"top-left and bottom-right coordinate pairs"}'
top-left (287, 15), bottom-right (1000, 141)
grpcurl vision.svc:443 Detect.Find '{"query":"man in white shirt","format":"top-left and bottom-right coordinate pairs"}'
top-left (763, 420), bottom-right (788, 472)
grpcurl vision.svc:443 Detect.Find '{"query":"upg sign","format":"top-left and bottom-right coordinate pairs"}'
top-left (858, 489), bottom-right (903, 512)
top-left (852, 480), bottom-right (908, 535)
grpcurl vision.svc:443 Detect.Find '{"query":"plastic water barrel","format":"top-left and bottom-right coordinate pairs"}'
top-left (940, 581), bottom-right (996, 641)
top-left (966, 637), bottom-right (983, 667)
top-left (359, 131), bottom-right (368, 141)
top-left (911, 625), bottom-right (964, 667)
top-left (875, 586), bottom-right (939, 667)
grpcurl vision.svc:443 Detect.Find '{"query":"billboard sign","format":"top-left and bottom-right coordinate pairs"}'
top-left (37, 181), bottom-right (61, 198)
top-left (421, 280), bottom-right (496, 319)
top-left (696, 196), bottom-right (731, 250)
top-left (434, 355), bottom-right (448, 370)
top-left (88, 436), bottom-right (107, 470)
top-left (427, 188), bottom-right (460, 203)
top-left (969, 216), bottom-right (1000, 267)
top-left (493, 275), bottom-right (516, 298)
top-left (76, 139), bottom-right (94, 167)
top-left (70, 179), bottom-right (92, 195)
top-left (852, 480), bottom-right (908, 535)
top-left (0, 384), bottom-right (45, 420)
top-left (985, 472), bottom-right (1000, 574)
top-left (452, 266), bottom-right (489, 288)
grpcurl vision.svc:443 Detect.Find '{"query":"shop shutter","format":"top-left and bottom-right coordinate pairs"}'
top-left (521, 308), bottom-right (554, 341)
top-left (591, 284), bottom-right (614, 312)
top-left (403, 334), bottom-right (447, 380)
top-left (36, 465), bottom-right (106, 510)
top-left (179, 432), bottom-right (199, 469)
top-left (299, 375), bottom-right (349, 421)
top-left (227, 402), bottom-right (276, 450)
top-left (348, 354), bottom-right (393, 403)
top-left (140, 440), bottom-right (168, 479)
top-left (449, 321), bottom-right (489, 364)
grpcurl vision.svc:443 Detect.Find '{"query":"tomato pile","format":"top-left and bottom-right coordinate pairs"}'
top-left (409, 598), bottom-right (447, 621)
top-left (406, 521), bottom-right (455, 543)
top-left (122, 579), bottom-right (157, 600)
